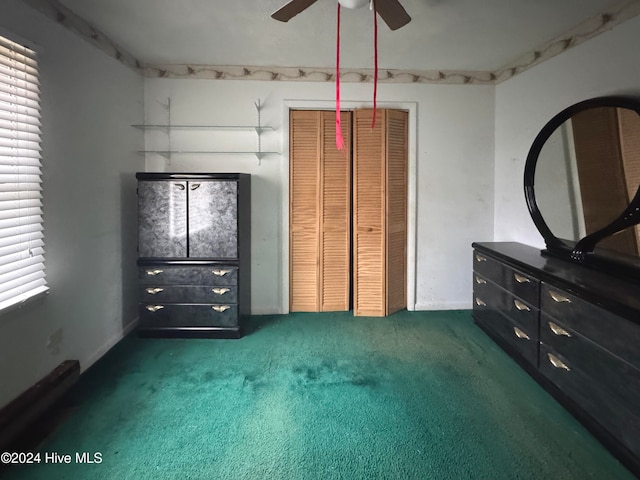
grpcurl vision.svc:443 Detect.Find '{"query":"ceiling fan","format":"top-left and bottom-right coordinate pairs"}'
top-left (272, 0), bottom-right (411, 31)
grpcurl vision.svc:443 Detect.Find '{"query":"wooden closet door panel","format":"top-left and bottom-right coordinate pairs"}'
top-left (386, 110), bottom-right (408, 314)
top-left (571, 108), bottom-right (637, 255)
top-left (320, 111), bottom-right (351, 311)
top-left (289, 111), bottom-right (321, 311)
top-left (617, 108), bottom-right (640, 252)
top-left (353, 109), bottom-right (386, 316)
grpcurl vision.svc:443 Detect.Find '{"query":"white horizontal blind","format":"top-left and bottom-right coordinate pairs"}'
top-left (0, 34), bottom-right (47, 312)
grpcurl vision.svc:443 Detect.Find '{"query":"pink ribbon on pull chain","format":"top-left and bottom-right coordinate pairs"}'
top-left (335, 3), bottom-right (345, 150)
top-left (372, 0), bottom-right (378, 129)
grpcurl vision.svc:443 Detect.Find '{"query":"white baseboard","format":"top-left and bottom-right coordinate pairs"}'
top-left (413, 301), bottom-right (472, 311)
top-left (81, 316), bottom-right (139, 372)
top-left (251, 307), bottom-right (286, 315)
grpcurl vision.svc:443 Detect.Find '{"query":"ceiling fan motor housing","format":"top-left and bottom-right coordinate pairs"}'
top-left (338, 0), bottom-right (370, 9)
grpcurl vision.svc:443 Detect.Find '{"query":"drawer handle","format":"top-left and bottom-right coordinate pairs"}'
top-left (145, 287), bottom-right (164, 295)
top-left (548, 322), bottom-right (572, 337)
top-left (475, 254), bottom-right (487, 262)
top-left (146, 305), bottom-right (164, 312)
top-left (513, 299), bottom-right (530, 312)
top-left (175, 183), bottom-right (186, 190)
top-left (190, 183), bottom-right (201, 190)
top-left (513, 273), bottom-right (531, 284)
top-left (547, 353), bottom-right (571, 371)
top-left (475, 297), bottom-right (487, 307)
top-left (549, 290), bottom-right (572, 303)
top-left (475, 276), bottom-right (487, 285)
top-left (212, 305), bottom-right (231, 312)
top-left (212, 269), bottom-right (232, 276)
top-left (146, 269), bottom-right (164, 276)
top-left (513, 327), bottom-right (530, 340)
top-left (212, 287), bottom-right (231, 295)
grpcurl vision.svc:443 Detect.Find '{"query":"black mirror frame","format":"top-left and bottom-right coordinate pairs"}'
top-left (524, 95), bottom-right (640, 277)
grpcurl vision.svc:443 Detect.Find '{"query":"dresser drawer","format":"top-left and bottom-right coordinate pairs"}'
top-left (474, 277), bottom-right (538, 340)
top-left (473, 251), bottom-right (539, 305)
top-left (139, 285), bottom-right (238, 303)
top-left (139, 303), bottom-right (238, 328)
top-left (541, 283), bottom-right (640, 370)
top-left (474, 306), bottom-right (538, 365)
top-left (138, 265), bottom-right (238, 286)
top-left (540, 314), bottom-right (640, 411)
top-left (540, 343), bottom-right (640, 458)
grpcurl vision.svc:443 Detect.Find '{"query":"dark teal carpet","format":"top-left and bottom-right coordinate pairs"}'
top-left (2, 311), bottom-right (634, 479)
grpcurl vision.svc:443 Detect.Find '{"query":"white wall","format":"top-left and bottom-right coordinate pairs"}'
top-left (0, 1), bottom-right (143, 408)
top-left (494, 15), bottom-right (640, 247)
top-left (143, 78), bottom-right (495, 313)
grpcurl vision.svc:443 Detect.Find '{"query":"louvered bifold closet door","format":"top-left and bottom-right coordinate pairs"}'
top-left (289, 110), bottom-right (351, 311)
top-left (353, 109), bottom-right (407, 316)
top-left (290, 111), bottom-right (320, 311)
top-left (385, 110), bottom-right (408, 314)
top-left (571, 108), bottom-right (637, 254)
top-left (617, 107), bottom-right (640, 252)
top-left (320, 111), bottom-right (351, 311)
top-left (353, 110), bottom-right (386, 316)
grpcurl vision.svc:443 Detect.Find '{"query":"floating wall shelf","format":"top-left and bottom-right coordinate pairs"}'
top-left (133, 99), bottom-right (278, 164)
top-left (132, 125), bottom-right (275, 134)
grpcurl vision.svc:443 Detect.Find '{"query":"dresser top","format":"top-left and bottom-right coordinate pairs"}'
top-left (473, 242), bottom-right (640, 323)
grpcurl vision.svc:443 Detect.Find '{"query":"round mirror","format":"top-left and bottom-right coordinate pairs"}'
top-left (524, 96), bottom-right (640, 266)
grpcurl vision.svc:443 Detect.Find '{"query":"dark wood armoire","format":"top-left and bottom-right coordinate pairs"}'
top-left (136, 172), bottom-right (250, 338)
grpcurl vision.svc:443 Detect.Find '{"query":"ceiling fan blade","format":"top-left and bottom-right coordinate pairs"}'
top-left (375, 0), bottom-right (411, 30)
top-left (272, 0), bottom-right (319, 22)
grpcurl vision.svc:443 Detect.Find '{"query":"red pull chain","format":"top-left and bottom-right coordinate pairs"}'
top-left (335, 3), bottom-right (345, 150)
top-left (372, 0), bottom-right (378, 129)
top-left (336, 0), bottom-right (379, 149)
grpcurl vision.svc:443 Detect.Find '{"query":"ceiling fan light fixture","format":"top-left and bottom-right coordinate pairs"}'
top-left (338, 0), bottom-right (369, 10)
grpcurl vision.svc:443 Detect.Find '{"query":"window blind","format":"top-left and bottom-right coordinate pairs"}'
top-left (0, 34), bottom-right (47, 312)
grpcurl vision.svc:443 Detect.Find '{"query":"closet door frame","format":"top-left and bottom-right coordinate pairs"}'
top-left (282, 100), bottom-right (417, 314)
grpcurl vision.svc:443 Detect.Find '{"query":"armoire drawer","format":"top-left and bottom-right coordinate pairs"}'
top-left (541, 283), bottom-right (640, 370)
top-left (539, 343), bottom-right (640, 459)
top-left (474, 277), bottom-right (538, 340)
top-left (139, 303), bottom-right (238, 328)
top-left (138, 265), bottom-right (238, 286)
top-left (139, 285), bottom-right (238, 303)
top-left (540, 314), bottom-right (640, 412)
top-left (473, 251), bottom-right (539, 305)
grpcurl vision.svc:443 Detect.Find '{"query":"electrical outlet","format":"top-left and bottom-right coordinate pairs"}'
top-left (47, 328), bottom-right (63, 355)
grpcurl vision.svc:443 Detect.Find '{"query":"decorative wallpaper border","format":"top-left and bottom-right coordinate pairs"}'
top-left (140, 64), bottom-right (497, 85)
top-left (493, 0), bottom-right (640, 83)
top-left (22, 0), bottom-right (141, 71)
top-left (22, 0), bottom-right (640, 85)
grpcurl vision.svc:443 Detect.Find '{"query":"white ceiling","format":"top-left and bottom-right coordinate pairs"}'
top-left (57, 0), bottom-right (632, 71)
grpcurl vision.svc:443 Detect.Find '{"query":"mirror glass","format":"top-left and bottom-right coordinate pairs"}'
top-left (534, 105), bottom-right (640, 257)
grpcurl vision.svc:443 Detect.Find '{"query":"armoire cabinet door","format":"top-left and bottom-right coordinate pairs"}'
top-left (189, 180), bottom-right (238, 258)
top-left (289, 110), bottom-right (351, 312)
top-left (138, 179), bottom-right (239, 259)
top-left (138, 180), bottom-right (187, 258)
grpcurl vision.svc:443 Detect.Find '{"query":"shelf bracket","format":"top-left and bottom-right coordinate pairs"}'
top-left (255, 98), bottom-right (262, 164)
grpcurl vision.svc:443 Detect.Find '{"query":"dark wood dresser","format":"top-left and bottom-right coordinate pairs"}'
top-left (472, 241), bottom-right (640, 476)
